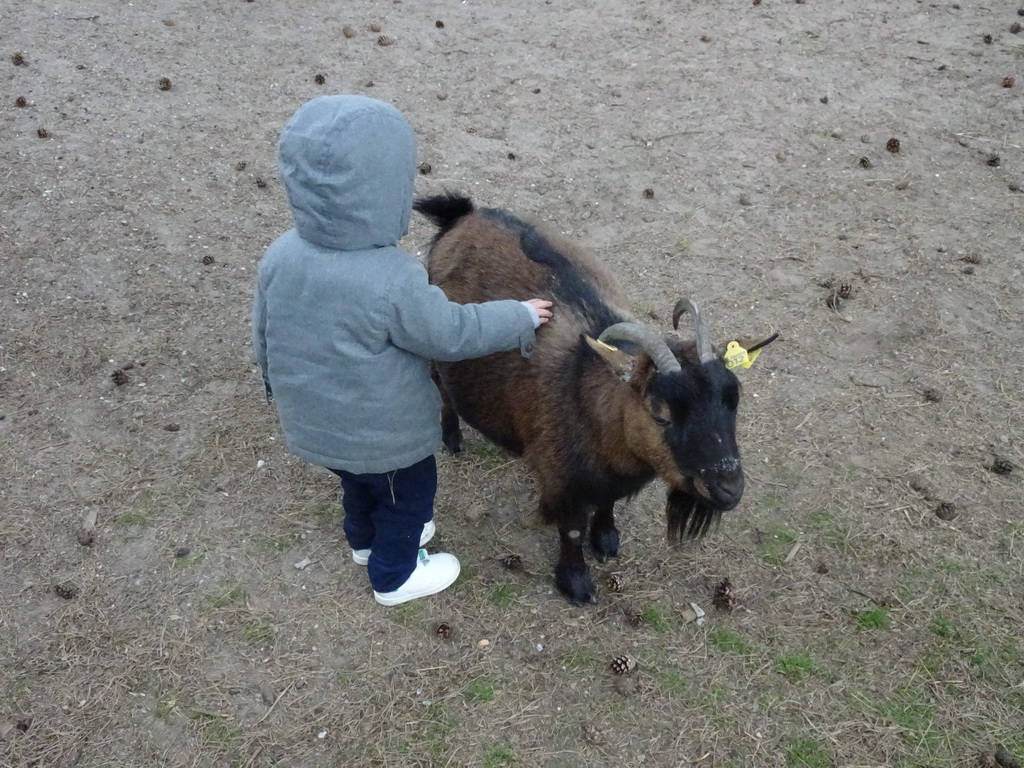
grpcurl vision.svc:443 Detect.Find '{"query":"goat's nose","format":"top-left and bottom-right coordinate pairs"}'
top-left (712, 472), bottom-right (744, 510)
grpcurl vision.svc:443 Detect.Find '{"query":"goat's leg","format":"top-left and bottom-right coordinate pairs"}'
top-left (548, 495), bottom-right (598, 605)
top-left (589, 500), bottom-right (620, 562)
top-left (432, 366), bottom-right (463, 454)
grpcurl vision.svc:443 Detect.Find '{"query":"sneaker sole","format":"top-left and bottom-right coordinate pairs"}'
top-left (373, 568), bottom-right (460, 606)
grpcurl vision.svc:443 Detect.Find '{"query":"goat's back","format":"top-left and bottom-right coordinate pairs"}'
top-left (419, 196), bottom-right (634, 455)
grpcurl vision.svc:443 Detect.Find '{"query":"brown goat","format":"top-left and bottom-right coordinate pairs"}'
top-left (416, 194), bottom-right (775, 604)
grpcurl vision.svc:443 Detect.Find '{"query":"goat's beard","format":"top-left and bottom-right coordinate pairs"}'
top-left (666, 488), bottom-right (722, 543)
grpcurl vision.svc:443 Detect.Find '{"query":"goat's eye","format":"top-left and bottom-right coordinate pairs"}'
top-left (652, 415), bottom-right (670, 427)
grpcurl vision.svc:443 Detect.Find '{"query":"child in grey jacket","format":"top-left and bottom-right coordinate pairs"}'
top-left (252, 95), bottom-right (551, 605)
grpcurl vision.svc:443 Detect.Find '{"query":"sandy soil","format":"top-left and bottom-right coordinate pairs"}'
top-left (2, 1), bottom-right (1022, 766)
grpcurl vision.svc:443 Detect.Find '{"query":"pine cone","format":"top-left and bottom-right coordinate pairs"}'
top-left (712, 577), bottom-right (737, 611)
top-left (990, 456), bottom-right (1015, 475)
top-left (606, 572), bottom-right (626, 593)
top-left (499, 554), bottom-right (522, 571)
top-left (435, 622), bottom-right (452, 640)
top-left (624, 605), bottom-right (645, 627)
top-left (609, 654), bottom-right (637, 675)
top-left (53, 583), bottom-right (78, 600)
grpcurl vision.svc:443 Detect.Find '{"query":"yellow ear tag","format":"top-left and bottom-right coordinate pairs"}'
top-left (724, 341), bottom-right (757, 370)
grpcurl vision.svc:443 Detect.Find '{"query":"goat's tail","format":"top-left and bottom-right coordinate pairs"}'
top-left (413, 193), bottom-right (474, 237)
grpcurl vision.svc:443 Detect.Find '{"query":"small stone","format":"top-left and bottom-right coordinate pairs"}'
top-left (477, 638), bottom-right (490, 647)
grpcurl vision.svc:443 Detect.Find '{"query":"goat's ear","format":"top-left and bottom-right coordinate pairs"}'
top-left (729, 333), bottom-right (779, 354)
top-left (584, 335), bottom-right (636, 382)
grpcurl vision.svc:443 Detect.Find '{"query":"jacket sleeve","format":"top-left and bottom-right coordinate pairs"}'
top-left (387, 264), bottom-right (538, 362)
top-left (251, 278), bottom-right (273, 400)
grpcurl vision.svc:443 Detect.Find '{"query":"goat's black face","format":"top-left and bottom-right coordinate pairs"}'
top-left (648, 360), bottom-right (744, 511)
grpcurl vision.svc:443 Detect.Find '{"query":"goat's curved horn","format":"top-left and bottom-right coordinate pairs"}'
top-left (672, 298), bottom-right (715, 364)
top-left (598, 323), bottom-right (681, 374)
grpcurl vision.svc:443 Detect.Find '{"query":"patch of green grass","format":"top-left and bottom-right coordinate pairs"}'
top-left (200, 584), bottom-right (246, 612)
top-left (928, 613), bottom-right (955, 638)
top-left (561, 648), bottom-right (596, 671)
top-left (775, 651), bottom-right (815, 682)
top-left (173, 551), bottom-right (205, 568)
top-left (116, 510), bottom-right (149, 526)
top-left (189, 709), bottom-right (241, 751)
top-left (708, 626), bottom-right (756, 655)
top-left (655, 667), bottom-right (689, 698)
top-left (755, 523), bottom-right (797, 565)
top-left (391, 601), bottom-right (421, 627)
top-left (310, 501), bottom-right (343, 526)
top-left (642, 603), bottom-right (671, 633)
top-left (154, 696), bottom-right (180, 719)
top-left (875, 690), bottom-right (938, 752)
top-left (247, 534), bottom-right (291, 552)
top-left (487, 583), bottom-right (517, 609)
top-left (464, 677), bottom-right (496, 703)
top-left (631, 300), bottom-right (651, 316)
top-left (854, 606), bottom-right (890, 630)
top-left (422, 702), bottom-right (456, 758)
top-left (785, 736), bottom-right (831, 767)
top-left (481, 740), bottom-right (514, 768)
top-left (805, 508), bottom-right (855, 551)
top-left (240, 617), bottom-right (275, 646)
top-left (755, 492), bottom-right (785, 514)
top-left (464, 440), bottom-right (508, 470)
top-left (10, 676), bottom-right (34, 698)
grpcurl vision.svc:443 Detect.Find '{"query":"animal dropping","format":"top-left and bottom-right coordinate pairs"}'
top-left (416, 194), bottom-right (776, 605)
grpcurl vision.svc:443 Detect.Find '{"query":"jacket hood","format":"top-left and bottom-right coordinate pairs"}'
top-left (278, 95), bottom-right (417, 251)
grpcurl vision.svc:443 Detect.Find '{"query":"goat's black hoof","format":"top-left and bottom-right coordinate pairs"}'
top-left (590, 527), bottom-right (620, 563)
top-left (442, 435), bottom-right (463, 455)
top-left (556, 566), bottom-right (598, 605)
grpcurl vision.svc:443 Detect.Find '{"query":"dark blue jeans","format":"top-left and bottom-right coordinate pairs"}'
top-left (329, 455), bottom-right (437, 593)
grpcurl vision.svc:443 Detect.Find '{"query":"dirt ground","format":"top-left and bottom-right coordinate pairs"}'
top-left (2, 1), bottom-right (1023, 766)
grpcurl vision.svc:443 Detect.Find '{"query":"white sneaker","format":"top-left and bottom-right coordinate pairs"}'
top-left (373, 549), bottom-right (461, 606)
top-left (351, 520), bottom-right (436, 566)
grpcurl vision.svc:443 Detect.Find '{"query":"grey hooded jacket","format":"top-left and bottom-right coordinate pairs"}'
top-left (252, 95), bottom-right (537, 474)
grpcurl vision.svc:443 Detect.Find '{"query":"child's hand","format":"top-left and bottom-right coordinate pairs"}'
top-left (526, 299), bottom-right (553, 324)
